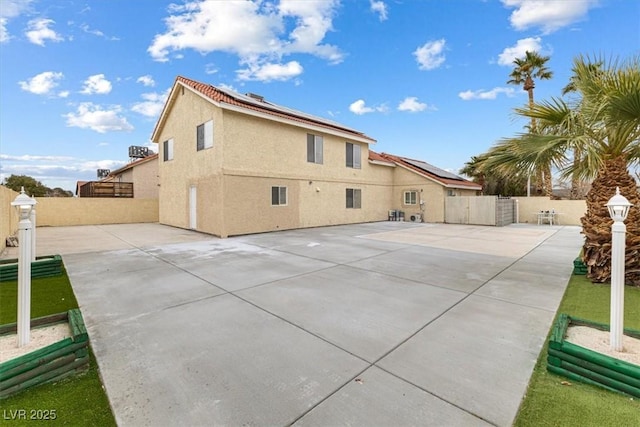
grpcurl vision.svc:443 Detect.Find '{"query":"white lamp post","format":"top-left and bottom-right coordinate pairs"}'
top-left (605, 187), bottom-right (632, 352)
top-left (10, 187), bottom-right (37, 347)
top-left (30, 196), bottom-right (37, 262)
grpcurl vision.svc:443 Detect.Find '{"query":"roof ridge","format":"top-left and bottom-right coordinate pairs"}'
top-left (174, 76), bottom-right (375, 142)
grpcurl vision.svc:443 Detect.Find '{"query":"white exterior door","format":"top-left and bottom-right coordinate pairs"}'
top-left (189, 185), bottom-right (197, 229)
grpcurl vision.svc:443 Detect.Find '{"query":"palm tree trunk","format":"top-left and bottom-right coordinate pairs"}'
top-left (543, 164), bottom-right (553, 197)
top-left (570, 149), bottom-right (582, 199)
top-left (581, 156), bottom-right (640, 286)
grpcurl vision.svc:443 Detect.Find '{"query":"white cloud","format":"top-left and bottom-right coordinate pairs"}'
top-left (205, 63), bottom-right (218, 75)
top-left (397, 97), bottom-right (432, 112)
top-left (414, 38), bottom-right (446, 70)
top-left (496, 37), bottom-right (545, 66)
top-left (131, 89), bottom-right (170, 118)
top-left (64, 103), bottom-right (134, 133)
top-left (58, 90), bottom-right (70, 98)
top-left (0, 0), bottom-right (33, 43)
top-left (0, 154), bottom-right (76, 162)
top-left (18, 71), bottom-right (64, 95)
top-left (502, 0), bottom-right (597, 34)
top-left (458, 87), bottom-right (516, 100)
top-left (148, 0), bottom-right (341, 81)
top-left (0, 18), bottom-right (8, 43)
top-left (80, 74), bottom-right (112, 95)
top-left (0, 153), bottom-right (128, 192)
top-left (237, 60), bottom-right (303, 82)
top-left (25, 18), bottom-right (63, 46)
top-left (79, 23), bottom-right (104, 37)
top-left (136, 75), bottom-right (155, 87)
top-left (349, 99), bottom-right (387, 115)
top-left (370, 1), bottom-right (388, 21)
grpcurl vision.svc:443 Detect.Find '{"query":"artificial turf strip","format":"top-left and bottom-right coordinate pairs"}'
top-left (514, 275), bottom-right (640, 427)
top-left (0, 267), bottom-right (116, 426)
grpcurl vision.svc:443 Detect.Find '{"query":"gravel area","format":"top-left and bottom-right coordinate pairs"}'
top-left (0, 323), bottom-right (71, 363)
top-left (565, 325), bottom-right (640, 365)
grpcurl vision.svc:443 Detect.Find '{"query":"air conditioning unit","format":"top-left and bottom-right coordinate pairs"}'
top-left (410, 214), bottom-right (422, 223)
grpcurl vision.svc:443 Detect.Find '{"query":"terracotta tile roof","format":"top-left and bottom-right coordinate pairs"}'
top-left (108, 153), bottom-right (158, 177)
top-left (368, 150), bottom-right (393, 163)
top-left (155, 76), bottom-right (375, 142)
top-left (370, 151), bottom-right (482, 190)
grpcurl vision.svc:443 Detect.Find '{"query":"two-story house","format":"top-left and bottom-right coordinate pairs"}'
top-left (151, 76), bottom-right (479, 238)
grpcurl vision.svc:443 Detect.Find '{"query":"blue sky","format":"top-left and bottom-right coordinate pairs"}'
top-left (1, 0), bottom-right (638, 192)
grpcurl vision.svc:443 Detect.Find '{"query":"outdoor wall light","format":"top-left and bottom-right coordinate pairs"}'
top-left (606, 187), bottom-right (632, 222)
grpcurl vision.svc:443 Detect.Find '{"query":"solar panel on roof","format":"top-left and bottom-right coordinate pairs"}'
top-left (215, 86), bottom-right (362, 134)
top-left (403, 158), bottom-right (464, 180)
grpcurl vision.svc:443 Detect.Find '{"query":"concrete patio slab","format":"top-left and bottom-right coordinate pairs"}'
top-left (86, 294), bottom-right (368, 426)
top-left (348, 246), bottom-right (515, 293)
top-left (294, 366), bottom-right (492, 427)
top-left (378, 294), bottom-right (556, 427)
top-left (475, 268), bottom-right (570, 311)
top-left (64, 251), bottom-right (225, 326)
top-left (238, 265), bottom-right (466, 362)
top-left (15, 221), bottom-right (584, 426)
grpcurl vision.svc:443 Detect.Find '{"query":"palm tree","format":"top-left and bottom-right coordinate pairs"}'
top-left (507, 51), bottom-right (554, 196)
top-left (460, 154), bottom-right (527, 196)
top-left (497, 55), bottom-right (640, 285)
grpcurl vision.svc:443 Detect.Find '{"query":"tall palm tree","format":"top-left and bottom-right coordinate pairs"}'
top-left (507, 51), bottom-right (554, 196)
top-left (496, 55), bottom-right (640, 285)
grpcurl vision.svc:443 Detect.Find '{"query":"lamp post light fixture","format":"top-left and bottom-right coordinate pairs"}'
top-left (10, 187), bottom-right (37, 347)
top-left (605, 187), bottom-right (633, 352)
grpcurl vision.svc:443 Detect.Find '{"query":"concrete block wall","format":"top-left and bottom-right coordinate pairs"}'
top-left (515, 197), bottom-right (586, 226)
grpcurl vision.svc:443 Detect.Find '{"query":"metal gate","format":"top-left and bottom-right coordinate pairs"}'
top-left (444, 196), bottom-right (515, 226)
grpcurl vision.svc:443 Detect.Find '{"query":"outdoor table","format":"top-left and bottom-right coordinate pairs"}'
top-left (537, 211), bottom-right (557, 225)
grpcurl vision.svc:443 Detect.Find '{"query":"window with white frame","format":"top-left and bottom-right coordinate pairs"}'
top-left (163, 138), bottom-right (174, 161)
top-left (346, 142), bottom-right (361, 169)
top-left (447, 189), bottom-right (457, 197)
top-left (307, 134), bottom-right (323, 164)
top-left (346, 188), bottom-right (361, 209)
top-left (404, 190), bottom-right (417, 205)
top-left (197, 120), bottom-right (213, 151)
top-left (271, 186), bottom-right (287, 206)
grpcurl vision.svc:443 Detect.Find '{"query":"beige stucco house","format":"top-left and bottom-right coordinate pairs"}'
top-left (151, 76), bottom-right (480, 238)
top-left (76, 153), bottom-right (158, 198)
top-left (105, 153), bottom-right (159, 199)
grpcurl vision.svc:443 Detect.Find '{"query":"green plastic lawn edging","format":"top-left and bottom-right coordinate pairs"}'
top-left (547, 314), bottom-right (640, 398)
top-left (572, 257), bottom-right (587, 275)
top-left (0, 309), bottom-right (90, 399)
top-left (0, 255), bottom-right (63, 282)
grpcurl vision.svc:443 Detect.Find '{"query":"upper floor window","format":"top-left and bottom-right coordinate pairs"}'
top-left (447, 189), bottom-right (457, 197)
top-left (346, 143), bottom-right (361, 169)
top-left (197, 120), bottom-right (213, 151)
top-left (404, 191), bottom-right (417, 205)
top-left (346, 188), bottom-right (362, 209)
top-left (271, 186), bottom-right (287, 206)
top-left (307, 134), bottom-right (323, 164)
top-left (163, 138), bottom-right (174, 161)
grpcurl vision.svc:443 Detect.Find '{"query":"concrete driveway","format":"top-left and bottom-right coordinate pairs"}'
top-left (26, 222), bottom-right (582, 426)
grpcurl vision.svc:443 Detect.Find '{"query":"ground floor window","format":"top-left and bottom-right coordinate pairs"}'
top-left (404, 190), bottom-right (417, 205)
top-left (346, 188), bottom-right (361, 209)
top-left (271, 186), bottom-right (287, 206)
